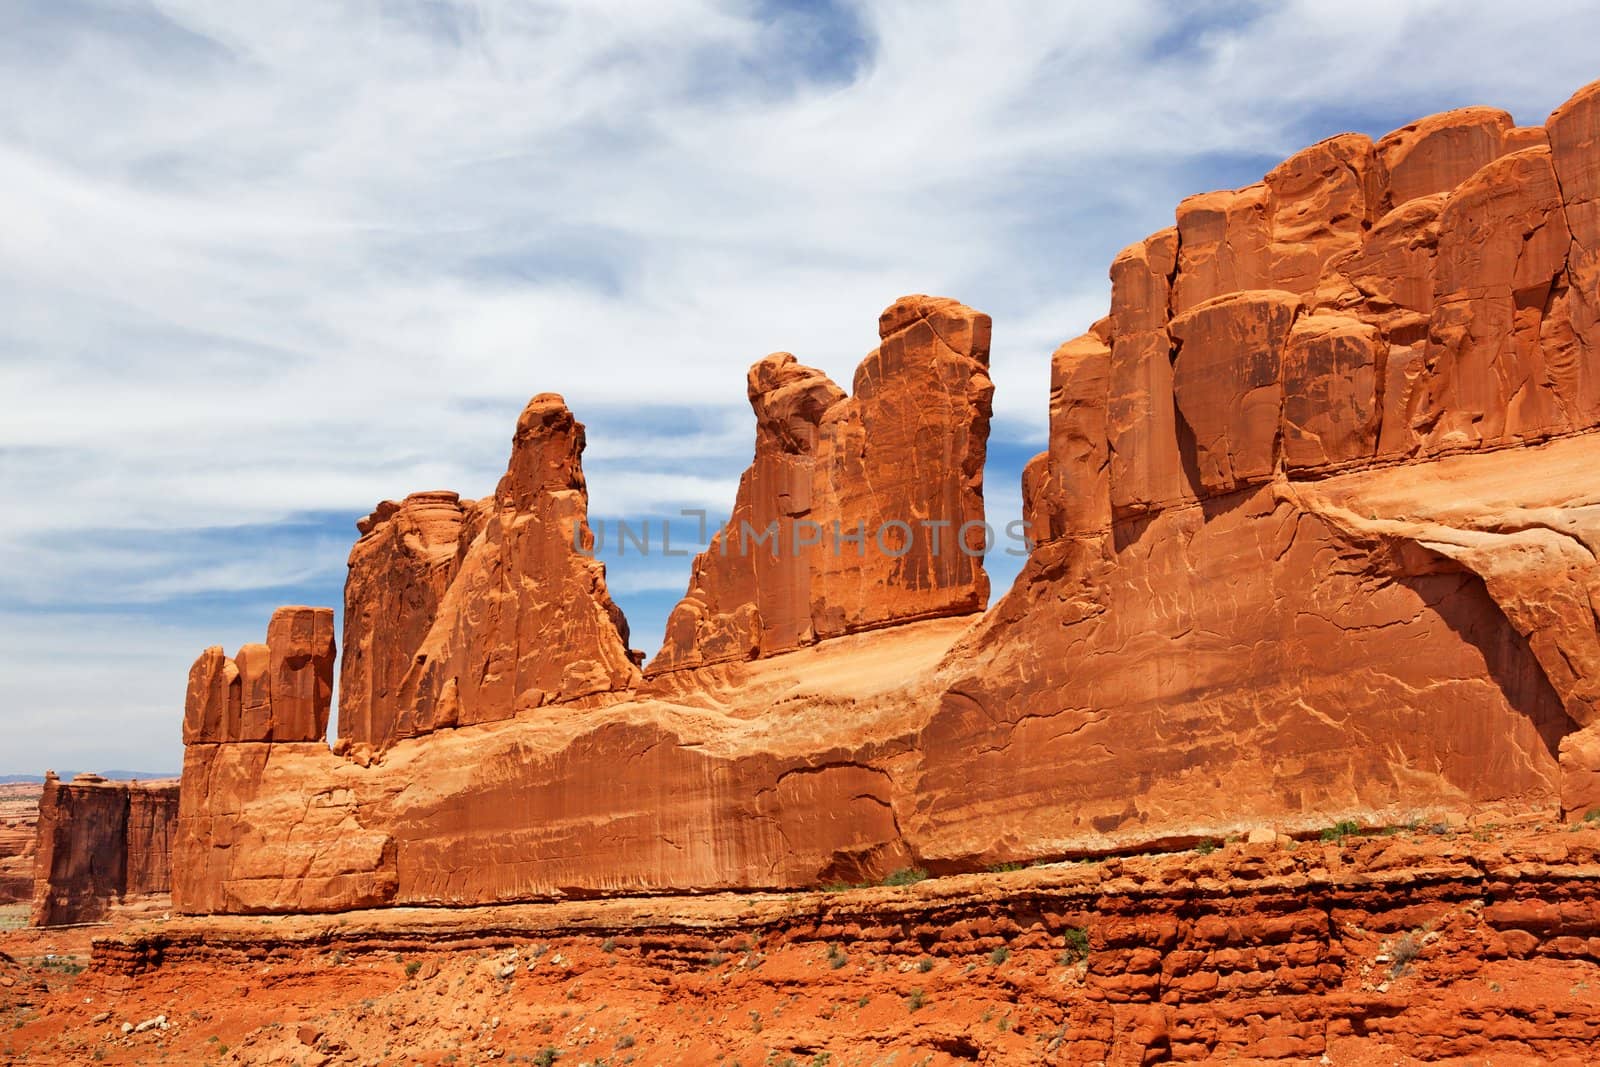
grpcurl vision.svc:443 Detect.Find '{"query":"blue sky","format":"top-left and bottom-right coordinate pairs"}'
top-left (2, 0), bottom-right (1597, 774)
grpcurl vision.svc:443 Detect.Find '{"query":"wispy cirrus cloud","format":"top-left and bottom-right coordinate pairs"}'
top-left (2, 0), bottom-right (1597, 772)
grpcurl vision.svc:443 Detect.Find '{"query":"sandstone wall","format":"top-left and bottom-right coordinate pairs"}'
top-left (913, 79), bottom-right (1600, 867)
top-left (184, 606), bottom-right (336, 745)
top-left (171, 619), bottom-right (959, 915)
top-left (169, 80), bottom-right (1600, 916)
top-left (336, 394), bottom-right (638, 751)
top-left (30, 773), bottom-right (179, 926)
top-left (337, 490), bottom-right (473, 750)
top-left (649, 296), bottom-right (994, 674)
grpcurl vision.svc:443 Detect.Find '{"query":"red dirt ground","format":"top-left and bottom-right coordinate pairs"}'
top-left (6, 814), bottom-right (1600, 1065)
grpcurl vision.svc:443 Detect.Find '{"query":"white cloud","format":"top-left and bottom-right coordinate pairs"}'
top-left (2, 0), bottom-right (1597, 770)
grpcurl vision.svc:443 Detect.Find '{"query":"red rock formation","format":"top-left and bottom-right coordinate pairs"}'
top-left (1376, 106), bottom-right (1517, 208)
top-left (69, 822), bottom-right (1600, 1067)
top-left (175, 395), bottom-right (641, 910)
top-left (0, 784), bottom-right (39, 904)
top-left (337, 491), bottom-right (472, 750)
top-left (321, 400), bottom-right (631, 752)
top-left (30, 773), bottom-right (179, 926)
top-left (183, 606), bottom-right (335, 744)
top-left (1280, 312), bottom-right (1383, 469)
top-left (1548, 77), bottom-right (1600, 431)
top-left (387, 394), bottom-right (640, 738)
top-left (1024, 321), bottom-right (1113, 542)
top-left (166, 80), bottom-right (1600, 918)
top-left (1415, 145), bottom-right (1577, 448)
top-left (1107, 229), bottom-right (1191, 520)
top-left (175, 742), bottom-right (399, 914)
top-left (650, 296), bottom-right (994, 673)
top-left (911, 78), bottom-right (1600, 868)
top-left (1169, 289), bottom-right (1301, 493)
top-left (171, 620), bottom-right (955, 915)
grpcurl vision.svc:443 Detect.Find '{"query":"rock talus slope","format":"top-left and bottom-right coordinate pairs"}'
top-left (165, 81), bottom-right (1600, 916)
top-left (60, 823), bottom-right (1600, 1066)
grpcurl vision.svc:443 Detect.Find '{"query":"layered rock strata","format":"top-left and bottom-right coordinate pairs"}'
top-left (85, 824), bottom-right (1600, 1065)
top-left (0, 784), bottom-right (39, 904)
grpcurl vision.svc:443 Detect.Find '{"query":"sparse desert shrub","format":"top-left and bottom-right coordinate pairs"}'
top-left (1061, 926), bottom-right (1090, 964)
top-left (601, 937), bottom-right (617, 953)
top-left (1320, 819), bottom-right (1361, 843)
top-left (883, 867), bottom-right (928, 887)
top-left (1390, 932), bottom-right (1423, 976)
top-left (907, 988), bottom-right (925, 1012)
top-left (404, 960), bottom-right (422, 979)
top-left (988, 945), bottom-right (1010, 966)
top-left (826, 944), bottom-right (848, 970)
top-left (1194, 840), bottom-right (1218, 855)
top-left (616, 1034), bottom-right (635, 1049)
top-left (917, 957), bottom-right (934, 973)
top-left (1585, 809), bottom-right (1600, 823)
top-left (989, 861), bottom-right (1024, 873)
top-left (533, 1049), bottom-right (561, 1067)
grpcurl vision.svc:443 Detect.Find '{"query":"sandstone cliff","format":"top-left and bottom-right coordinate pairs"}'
top-left (912, 81), bottom-right (1600, 868)
top-left (337, 394), bottom-right (638, 751)
top-left (166, 79), bottom-right (1600, 917)
top-left (649, 295), bottom-right (994, 673)
top-left (336, 490), bottom-right (472, 750)
top-left (30, 773), bottom-right (179, 927)
top-left (184, 606), bottom-right (335, 744)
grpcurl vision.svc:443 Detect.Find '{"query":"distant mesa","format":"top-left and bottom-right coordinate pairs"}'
top-left (30, 773), bottom-right (178, 926)
top-left (649, 294), bottom-right (994, 674)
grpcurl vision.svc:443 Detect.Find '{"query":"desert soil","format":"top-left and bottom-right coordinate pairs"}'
top-left (6, 814), bottom-right (1600, 1065)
